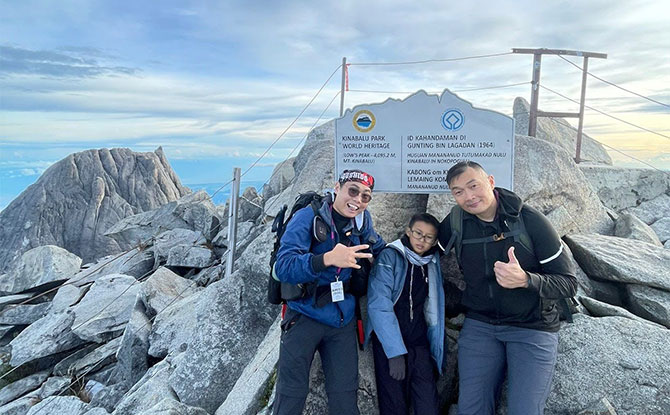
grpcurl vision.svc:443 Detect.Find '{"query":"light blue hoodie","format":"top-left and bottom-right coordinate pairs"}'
top-left (365, 239), bottom-right (446, 373)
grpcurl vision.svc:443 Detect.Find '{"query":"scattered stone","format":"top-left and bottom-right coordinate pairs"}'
top-left (51, 284), bottom-right (86, 315)
top-left (113, 299), bottom-right (151, 388)
top-left (0, 303), bottom-right (50, 325)
top-left (9, 309), bottom-right (86, 367)
top-left (136, 398), bottom-right (208, 415)
top-left (565, 234), bottom-right (670, 291)
top-left (626, 284), bottom-right (670, 329)
top-left (614, 213), bottom-right (663, 246)
top-left (165, 245), bottom-right (215, 269)
top-left (140, 267), bottom-right (200, 317)
top-left (152, 229), bottom-right (204, 263)
top-left (111, 359), bottom-right (177, 415)
top-left (0, 246), bottom-right (81, 294)
top-left (579, 296), bottom-right (664, 329)
top-left (25, 395), bottom-right (88, 415)
top-left (71, 274), bottom-right (141, 343)
top-left (650, 217), bottom-right (670, 243)
top-left (68, 249), bottom-right (155, 287)
top-left (577, 396), bottom-right (618, 415)
top-left (625, 194), bottom-right (670, 225)
top-left (0, 370), bottom-right (49, 406)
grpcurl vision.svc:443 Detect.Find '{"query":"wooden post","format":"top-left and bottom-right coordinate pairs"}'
top-left (528, 53), bottom-right (542, 137)
top-left (225, 167), bottom-right (241, 279)
top-left (340, 57), bottom-right (347, 117)
top-left (575, 56), bottom-right (590, 163)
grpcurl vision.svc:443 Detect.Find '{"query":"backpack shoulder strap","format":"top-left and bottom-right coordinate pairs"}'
top-left (446, 205), bottom-right (464, 264)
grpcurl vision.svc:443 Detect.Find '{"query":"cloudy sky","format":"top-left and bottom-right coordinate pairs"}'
top-left (1, 0), bottom-right (668, 210)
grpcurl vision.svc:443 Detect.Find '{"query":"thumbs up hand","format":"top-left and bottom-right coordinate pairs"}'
top-left (493, 247), bottom-right (530, 289)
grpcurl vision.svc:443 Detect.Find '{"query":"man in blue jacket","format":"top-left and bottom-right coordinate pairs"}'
top-left (438, 161), bottom-right (577, 415)
top-left (273, 169), bottom-right (386, 415)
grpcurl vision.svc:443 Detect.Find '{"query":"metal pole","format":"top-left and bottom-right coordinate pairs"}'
top-left (528, 53), bottom-right (542, 137)
top-left (575, 56), bottom-right (589, 163)
top-left (225, 167), bottom-right (241, 278)
top-left (339, 57), bottom-right (347, 117)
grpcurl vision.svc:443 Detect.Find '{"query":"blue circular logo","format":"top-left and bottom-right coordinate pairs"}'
top-left (441, 109), bottom-right (465, 131)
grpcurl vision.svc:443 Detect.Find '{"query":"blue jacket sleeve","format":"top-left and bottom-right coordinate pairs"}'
top-left (367, 248), bottom-right (407, 359)
top-left (274, 207), bottom-right (321, 285)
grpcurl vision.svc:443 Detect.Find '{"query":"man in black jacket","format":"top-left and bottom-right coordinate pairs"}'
top-left (438, 161), bottom-right (577, 415)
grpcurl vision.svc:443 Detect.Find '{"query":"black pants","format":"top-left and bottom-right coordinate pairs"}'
top-left (372, 334), bottom-right (439, 415)
top-left (273, 308), bottom-right (359, 415)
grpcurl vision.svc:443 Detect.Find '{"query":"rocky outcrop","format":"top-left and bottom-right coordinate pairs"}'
top-left (513, 97), bottom-right (612, 165)
top-left (0, 147), bottom-right (189, 271)
top-left (547, 315), bottom-right (670, 414)
top-left (578, 165), bottom-right (670, 212)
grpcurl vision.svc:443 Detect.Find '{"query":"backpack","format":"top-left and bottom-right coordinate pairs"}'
top-left (267, 191), bottom-right (373, 306)
top-left (443, 205), bottom-right (579, 322)
top-left (268, 191), bottom-right (326, 305)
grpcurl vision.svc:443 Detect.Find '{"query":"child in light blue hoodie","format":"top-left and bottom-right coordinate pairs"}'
top-left (365, 213), bottom-right (445, 415)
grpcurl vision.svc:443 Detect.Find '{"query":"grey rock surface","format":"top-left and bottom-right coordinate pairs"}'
top-left (0, 303), bottom-right (50, 325)
top-left (71, 274), bottom-right (141, 343)
top-left (0, 396), bottom-right (33, 415)
top-left (565, 234), bottom-right (670, 291)
top-left (216, 316), bottom-right (281, 415)
top-left (513, 97), bottom-right (612, 164)
top-left (614, 213), bottom-right (663, 246)
top-left (165, 245), bottom-right (215, 269)
top-left (264, 121), bottom-right (336, 218)
top-left (136, 398), bottom-right (208, 415)
top-left (0, 147), bottom-right (189, 271)
top-left (650, 217), bottom-right (670, 243)
top-left (0, 245), bottom-right (81, 294)
top-left (152, 229), bottom-right (204, 263)
top-left (167, 227), bottom-right (277, 414)
top-left (0, 370), bottom-right (49, 406)
top-left (238, 186), bottom-right (263, 223)
top-left (578, 165), bottom-right (670, 211)
top-left (83, 408), bottom-right (111, 415)
top-left (51, 284), bottom-right (86, 315)
top-left (547, 315), bottom-right (670, 415)
top-left (140, 267), bottom-right (200, 317)
top-left (147, 291), bottom-right (201, 359)
top-left (111, 359), bottom-right (177, 415)
top-left (513, 134), bottom-right (612, 235)
top-left (577, 397), bottom-right (618, 415)
top-left (579, 296), bottom-right (664, 328)
top-left (68, 249), bottom-right (155, 287)
top-left (30, 376), bottom-right (72, 401)
top-left (262, 157), bottom-right (296, 201)
top-left (625, 194), bottom-right (670, 225)
top-left (105, 191), bottom-right (220, 247)
top-left (68, 337), bottom-right (122, 377)
top-left (9, 309), bottom-right (86, 367)
top-left (26, 395), bottom-right (88, 415)
top-left (113, 299), bottom-right (151, 389)
top-left (626, 284), bottom-right (670, 329)
top-left (367, 193), bottom-right (428, 242)
top-left (0, 293), bottom-right (33, 308)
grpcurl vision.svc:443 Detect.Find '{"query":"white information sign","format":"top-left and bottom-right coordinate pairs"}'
top-left (335, 89), bottom-right (515, 192)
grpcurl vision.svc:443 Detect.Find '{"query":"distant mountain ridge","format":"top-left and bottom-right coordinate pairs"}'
top-left (0, 147), bottom-right (190, 271)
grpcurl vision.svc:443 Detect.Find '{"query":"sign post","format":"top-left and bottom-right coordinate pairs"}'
top-left (335, 89), bottom-right (515, 192)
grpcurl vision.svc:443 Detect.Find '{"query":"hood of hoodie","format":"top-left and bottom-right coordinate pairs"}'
top-left (494, 187), bottom-right (523, 220)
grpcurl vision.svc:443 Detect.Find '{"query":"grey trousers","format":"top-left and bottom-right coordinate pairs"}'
top-left (272, 309), bottom-right (359, 415)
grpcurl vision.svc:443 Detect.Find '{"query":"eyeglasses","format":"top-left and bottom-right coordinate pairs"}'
top-left (347, 186), bottom-right (372, 203)
top-left (409, 229), bottom-right (436, 243)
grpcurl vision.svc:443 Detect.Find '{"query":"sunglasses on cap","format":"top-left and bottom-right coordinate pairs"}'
top-left (346, 185), bottom-right (372, 203)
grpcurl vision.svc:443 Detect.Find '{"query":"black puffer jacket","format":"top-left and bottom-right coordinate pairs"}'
top-left (438, 188), bottom-right (577, 332)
